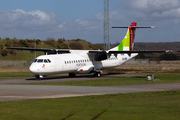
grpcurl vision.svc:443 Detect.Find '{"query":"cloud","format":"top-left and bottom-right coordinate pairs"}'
top-left (58, 22), bottom-right (66, 28)
top-left (0, 9), bottom-right (63, 31)
top-left (1, 1), bottom-right (180, 44)
top-left (0, 9), bottom-right (106, 42)
top-left (130, 0), bottom-right (180, 10)
top-left (120, 0), bottom-right (180, 22)
top-left (75, 19), bottom-right (88, 26)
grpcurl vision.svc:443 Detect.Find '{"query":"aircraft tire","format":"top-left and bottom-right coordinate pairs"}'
top-left (93, 72), bottom-right (97, 77)
top-left (35, 75), bottom-right (41, 80)
top-left (97, 72), bottom-right (101, 77)
top-left (94, 72), bottom-right (101, 77)
top-left (69, 73), bottom-right (76, 77)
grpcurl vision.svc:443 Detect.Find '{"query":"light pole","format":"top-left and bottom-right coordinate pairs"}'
top-left (34, 33), bottom-right (36, 59)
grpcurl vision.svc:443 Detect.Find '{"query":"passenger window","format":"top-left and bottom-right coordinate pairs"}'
top-left (44, 59), bottom-right (48, 63)
top-left (34, 59), bottom-right (37, 63)
top-left (37, 59), bottom-right (43, 63)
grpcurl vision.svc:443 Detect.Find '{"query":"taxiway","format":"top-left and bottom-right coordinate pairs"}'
top-left (0, 74), bottom-right (180, 101)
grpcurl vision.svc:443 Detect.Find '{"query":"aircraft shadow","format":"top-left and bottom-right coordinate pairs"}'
top-left (25, 73), bottom-right (125, 81)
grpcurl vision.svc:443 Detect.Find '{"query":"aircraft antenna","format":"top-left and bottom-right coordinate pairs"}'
top-left (104, 0), bottom-right (110, 50)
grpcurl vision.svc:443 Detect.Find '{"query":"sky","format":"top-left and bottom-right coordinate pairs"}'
top-left (0, 0), bottom-right (180, 44)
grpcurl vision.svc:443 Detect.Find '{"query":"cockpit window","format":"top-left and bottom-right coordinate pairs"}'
top-left (47, 59), bottom-right (51, 63)
top-left (34, 59), bottom-right (51, 63)
top-left (34, 59), bottom-right (37, 63)
top-left (44, 59), bottom-right (48, 63)
top-left (37, 59), bottom-right (43, 63)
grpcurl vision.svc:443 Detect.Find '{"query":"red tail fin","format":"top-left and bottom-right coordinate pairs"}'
top-left (129, 22), bottom-right (137, 51)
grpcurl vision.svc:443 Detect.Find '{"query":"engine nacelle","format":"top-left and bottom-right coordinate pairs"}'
top-left (77, 65), bottom-right (94, 73)
top-left (95, 51), bottom-right (107, 61)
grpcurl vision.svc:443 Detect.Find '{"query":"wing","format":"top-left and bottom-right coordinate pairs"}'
top-left (6, 47), bottom-right (70, 54)
top-left (107, 50), bottom-right (172, 53)
top-left (88, 50), bottom-right (172, 61)
top-left (6, 47), bottom-right (172, 61)
top-left (89, 50), bottom-right (172, 54)
top-left (6, 47), bottom-right (171, 54)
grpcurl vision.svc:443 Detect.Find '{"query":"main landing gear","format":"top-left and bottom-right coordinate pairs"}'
top-left (69, 73), bottom-right (76, 77)
top-left (93, 70), bottom-right (102, 77)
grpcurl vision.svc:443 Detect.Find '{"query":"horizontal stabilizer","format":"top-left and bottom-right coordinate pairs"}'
top-left (112, 26), bottom-right (155, 29)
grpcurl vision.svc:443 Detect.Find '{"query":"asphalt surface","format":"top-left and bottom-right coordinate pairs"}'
top-left (0, 73), bottom-right (144, 84)
top-left (0, 73), bottom-right (180, 101)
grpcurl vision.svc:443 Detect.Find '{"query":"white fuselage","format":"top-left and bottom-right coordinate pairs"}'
top-left (29, 50), bottom-right (138, 75)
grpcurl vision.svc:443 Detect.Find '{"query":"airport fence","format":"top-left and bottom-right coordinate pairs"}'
top-left (120, 59), bottom-right (180, 69)
top-left (0, 60), bottom-right (33, 67)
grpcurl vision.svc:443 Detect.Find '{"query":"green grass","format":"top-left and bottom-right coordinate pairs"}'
top-left (25, 73), bottom-right (180, 86)
top-left (1, 72), bottom-right (180, 86)
top-left (0, 91), bottom-right (180, 120)
top-left (0, 72), bottom-right (34, 79)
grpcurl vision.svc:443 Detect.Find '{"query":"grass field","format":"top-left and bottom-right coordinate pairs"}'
top-left (0, 91), bottom-right (180, 120)
top-left (1, 70), bottom-right (180, 119)
top-left (0, 72), bottom-right (34, 79)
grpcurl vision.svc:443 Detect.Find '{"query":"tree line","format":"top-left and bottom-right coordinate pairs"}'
top-left (0, 37), bottom-right (104, 57)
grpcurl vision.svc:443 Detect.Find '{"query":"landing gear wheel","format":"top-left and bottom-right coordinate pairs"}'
top-left (35, 75), bottom-right (41, 80)
top-left (69, 73), bottom-right (76, 77)
top-left (35, 75), bottom-right (43, 80)
top-left (93, 72), bottom-right (97, 77)
top-left (94, 72), bottom-right (101, 77)
top-left (97, 72), bottom-right (101, 77)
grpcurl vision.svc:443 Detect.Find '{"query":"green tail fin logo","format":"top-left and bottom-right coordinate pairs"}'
top-left (118, 29), bottom-right (130, 51)
top-left (117, 22), bottom-right (137, 51)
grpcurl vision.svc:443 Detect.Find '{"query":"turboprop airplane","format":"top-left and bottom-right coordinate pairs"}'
top-left (6, 22), bottom-right (170, 79)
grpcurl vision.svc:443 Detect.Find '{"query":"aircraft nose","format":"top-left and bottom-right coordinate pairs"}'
top-left (29, 64), bottom-right (37, 74)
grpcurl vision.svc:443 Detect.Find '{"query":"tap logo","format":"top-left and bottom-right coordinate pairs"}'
top-left (42, 64), bottom-right (45, 68)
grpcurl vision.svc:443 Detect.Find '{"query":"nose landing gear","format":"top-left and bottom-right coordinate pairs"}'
top-left (35, 75), bottom-right (43, 80)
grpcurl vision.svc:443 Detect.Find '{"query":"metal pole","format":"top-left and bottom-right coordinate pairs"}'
top-left (34, 33), bottom-right (36, 59)
top-left (104, 0), bottom-right (110, 50)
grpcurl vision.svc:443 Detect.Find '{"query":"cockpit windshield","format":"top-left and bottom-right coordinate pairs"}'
top-left (34, 59), bottom-right (37, 62)
top-left (33, 59), bottom-right (51, 63)
top-left (37, 59), bottom-right (43, 63)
